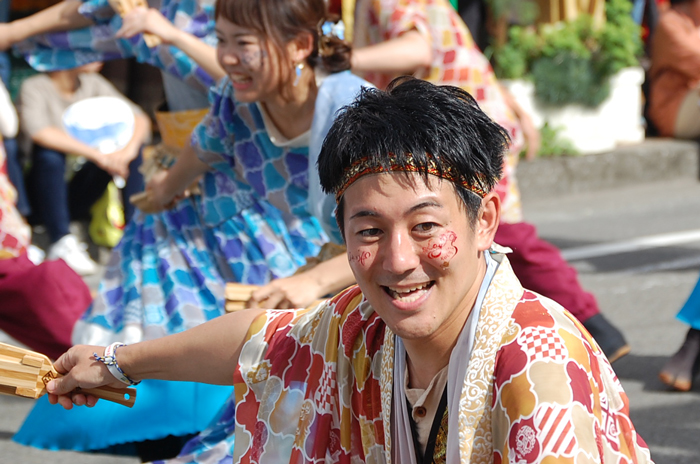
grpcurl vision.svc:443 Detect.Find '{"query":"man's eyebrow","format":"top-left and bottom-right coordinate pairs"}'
top-left (349, 210), bottom-right (379, 221)
top-left (348, 201), bottom-right (442, 221)
top-left (408, 201), bottom-right (442, 214)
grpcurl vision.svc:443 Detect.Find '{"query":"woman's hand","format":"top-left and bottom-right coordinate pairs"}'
top-left (247, 252), bottom-right (356, 309)
top-left (145, 169), bottom-right (180, 209)
top-left (247, 272), bottom-right (326, 309)
top-left (519, 111), bottom-right (541, 161)
top-left (499, 84), bottom-right (541, 160)
top-left (46, 345), bottom-right (129, 410)
top-left (116, 7), bottom-right (179, 44)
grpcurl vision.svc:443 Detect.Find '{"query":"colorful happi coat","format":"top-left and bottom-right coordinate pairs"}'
top-left (233, 254), bottom-right (654, 463)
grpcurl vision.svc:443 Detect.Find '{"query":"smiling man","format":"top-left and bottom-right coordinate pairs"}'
top-left (47, 77), bottom-right (653, 464)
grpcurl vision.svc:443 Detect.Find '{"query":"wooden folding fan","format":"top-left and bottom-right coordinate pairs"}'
top-left (108, 0), bottom-right (162, 48)
top-left (0, 342), bottom-right (136, 407)
top-left (225, 283), bottom-right (259, 312)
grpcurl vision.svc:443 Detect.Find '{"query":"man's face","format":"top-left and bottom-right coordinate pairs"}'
top-left (343, 172), bottom-right (492, 345)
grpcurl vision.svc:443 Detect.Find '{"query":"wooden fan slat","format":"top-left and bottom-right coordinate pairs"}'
top-left (0, 369), bottom-right (37, 385)
top-left (225, 301), bottom-right (246, 312)
top-left (0, 359), bottom-right (43, 375)
top-left (16, 387), bottom-right (41, 399)
top-left (21, 355), bottom-right (45, 368)
top-left (0, 374), bottom-right (38, 390)
top-left (0, 384), bottom-right (19, 396)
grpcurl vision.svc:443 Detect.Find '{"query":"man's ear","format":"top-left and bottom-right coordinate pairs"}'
top-left (474, 191), bottom-right (500, 251)
top-left (288, 31), bottom-right (314, 63)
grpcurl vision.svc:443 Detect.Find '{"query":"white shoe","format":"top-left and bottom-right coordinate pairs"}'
top-left (26, 245), bottom-right (46, 265)
top-left (47, 234), bottom-right (98, 276)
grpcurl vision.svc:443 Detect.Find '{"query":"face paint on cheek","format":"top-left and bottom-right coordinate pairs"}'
top-left (239, 49), bottom-right (264, 70)
top-left (422, 231), bottom-right (458, 269)
top-left (348, 250), bottom-right (371, 267)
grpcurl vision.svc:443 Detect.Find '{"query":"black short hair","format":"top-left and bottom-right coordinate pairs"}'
top-left (317, 77), bottom-right (509, 236)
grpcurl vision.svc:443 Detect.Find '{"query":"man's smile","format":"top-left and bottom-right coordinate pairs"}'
top-left (383, 281), bottom-right (435, 303)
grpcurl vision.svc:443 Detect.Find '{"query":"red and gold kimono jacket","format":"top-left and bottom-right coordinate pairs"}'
top-left (233, 254), bottom-right (654, 463)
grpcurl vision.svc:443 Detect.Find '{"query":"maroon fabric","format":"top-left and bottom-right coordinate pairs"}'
top-left (495, 221), bottom-right (599, 323)
top-left (0, 253), bottom-right (91, 359)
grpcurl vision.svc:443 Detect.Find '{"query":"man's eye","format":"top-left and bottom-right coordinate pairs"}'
top-left (360, 228), bottom-right (381, 237)
top-left (415, 223), bottom-right (437, 232)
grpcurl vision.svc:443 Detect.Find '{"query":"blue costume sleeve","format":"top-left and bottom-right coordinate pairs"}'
top-left (13, 0), bottom-right (216, 96)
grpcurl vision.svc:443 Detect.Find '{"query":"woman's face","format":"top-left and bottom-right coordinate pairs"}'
top-left (215, 16), bottom-right (289, 103)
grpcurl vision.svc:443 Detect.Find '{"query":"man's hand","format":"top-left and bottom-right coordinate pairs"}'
top-left (116, 7), bottom-right (178, 44)
top-left (97, 146), bottom-right (137, 178)
top-left (46, 345), bottom-right (129, 410)
top-left (247, 272), bottom-right (326, 309)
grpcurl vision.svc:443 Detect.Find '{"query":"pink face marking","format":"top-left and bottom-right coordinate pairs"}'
top-left (348, 250), bottom-right (371, 267)
top-left (422, 231), bottom-right (458, 269)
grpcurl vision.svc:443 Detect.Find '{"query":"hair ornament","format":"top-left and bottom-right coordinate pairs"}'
top-left (321, 20), bottom-right (345, 41)
top-left (318, 19), bottom-right (346, 58)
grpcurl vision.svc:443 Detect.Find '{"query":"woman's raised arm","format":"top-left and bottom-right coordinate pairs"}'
top-left (0, 0), bottom-right (93, 50)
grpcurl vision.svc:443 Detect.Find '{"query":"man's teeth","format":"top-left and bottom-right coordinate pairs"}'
top-left (231, 75), bottom-right (250, 83)
top-left (390, 284), bottom-right (429, 294)
top-left (388, 283), bottom-right (430, 302)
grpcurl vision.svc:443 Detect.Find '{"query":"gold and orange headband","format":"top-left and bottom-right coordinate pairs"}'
top-left (334, 153), bottom-right (491, 202)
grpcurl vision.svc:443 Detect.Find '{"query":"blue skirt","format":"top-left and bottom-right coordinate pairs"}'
top-left (14, 380), bottom-right (233, 452)
top-left (677, 274), bottom-right (700, 330)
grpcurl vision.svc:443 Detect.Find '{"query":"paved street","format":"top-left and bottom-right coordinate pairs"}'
top-left (1, 175), bottom-right (700, 463)
top-left (523, 176), bottom-right (700, 464)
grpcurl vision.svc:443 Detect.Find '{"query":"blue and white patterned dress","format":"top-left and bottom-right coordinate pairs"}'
top-left (15, 71), bottom-right (370, 457)
top-left (75, 77), bottom-right (331, 343)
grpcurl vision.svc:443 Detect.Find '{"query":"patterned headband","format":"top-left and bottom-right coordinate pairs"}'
top-left (334, 153), bottom-right (491, 202)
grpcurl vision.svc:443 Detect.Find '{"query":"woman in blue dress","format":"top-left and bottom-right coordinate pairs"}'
top-left (10, 0), bottom-right (369, 459)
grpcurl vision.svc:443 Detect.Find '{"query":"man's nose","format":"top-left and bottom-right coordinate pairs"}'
top-left (382, 231), bottom-right (420, 274)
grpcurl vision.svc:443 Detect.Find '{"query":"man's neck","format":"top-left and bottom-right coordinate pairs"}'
top-left (402, 256), bottom-right (488, 390)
